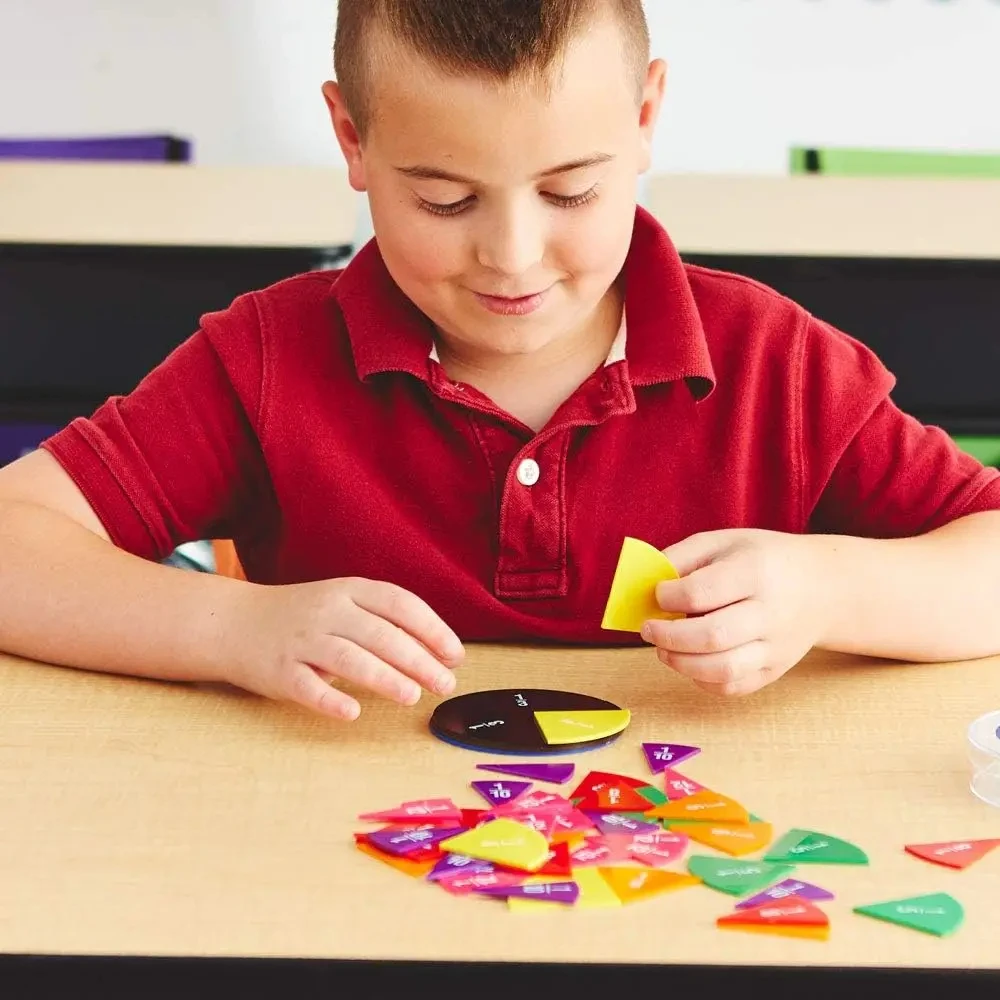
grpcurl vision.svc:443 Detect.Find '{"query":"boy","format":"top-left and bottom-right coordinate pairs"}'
top-left (1, 0), bottom-right (999, 723)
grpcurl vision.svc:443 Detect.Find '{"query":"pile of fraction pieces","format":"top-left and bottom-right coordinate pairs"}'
top-left (355, 742), bottom-right (997, 937)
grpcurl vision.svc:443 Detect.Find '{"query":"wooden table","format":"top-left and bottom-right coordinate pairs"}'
top-left (2, 644), bottom-right (999, 994)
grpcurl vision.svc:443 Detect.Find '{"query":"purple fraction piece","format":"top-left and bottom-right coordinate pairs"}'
top-left (476, 881), bottom-right (580, 903)
top-left (642, 742), bottom-right (701, 774)
top-left (474, 762), bottom-right (576, 784)
top-left (427, 853), bottom-right (496, 882)
top-left (367, 825), bottom-right (465, 857)
top-left (736, 879), bottom-right (835, 910)
top-left (585, 812), bottom-right (660, 836)
top-left (470, 779), bottom-right (532, 806)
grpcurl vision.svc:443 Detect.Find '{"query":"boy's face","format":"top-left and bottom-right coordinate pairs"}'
top-left (325, 19), bottom-right (665, 364)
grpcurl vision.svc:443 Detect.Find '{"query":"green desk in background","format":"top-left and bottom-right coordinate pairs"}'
top-left (791, 146), bottom-right (1000, 468)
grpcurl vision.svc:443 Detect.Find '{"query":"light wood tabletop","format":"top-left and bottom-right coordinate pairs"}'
top-left (1, 643), bottom-right (998, 970)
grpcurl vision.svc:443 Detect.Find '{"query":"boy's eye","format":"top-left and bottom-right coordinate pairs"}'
top-left (416, 184), bottom-right (600, 218)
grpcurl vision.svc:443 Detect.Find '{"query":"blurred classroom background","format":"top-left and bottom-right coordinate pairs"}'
top-left (2, 0), bottom-right (999, 568)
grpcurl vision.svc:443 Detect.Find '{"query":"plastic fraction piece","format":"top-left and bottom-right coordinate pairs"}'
top-left (688, 856), bottom-right (795, 897)
top-left (471, 780), bottom-right (532, 807)
top-left (534, 709), bottom-right (631, 746)
top-left (355, 840), bottom-right (439, 877)
top-left (366, 825), bottom-right (465, 857)
top-left (853, 893), bottom-right (964, 937)
top-left (586, 812), bottom-right (661, 836)
top-left (475, 762), bottom-right (576, 784)
top-left (646, 790), bottom-right (750, 825)
top-left (643, 743), bottom-right (701, 774)
top-left (737, 879), bottom-right (835, 909)
top-left (662, 769), bottom-right (706, 801)
top-left (671, 821), bottom-right (773, 858)
top-left (599, 866), bottom-right (701, 905)
top-left (601, 536), bottom-right (685, 633)
top-left (438, 870), bottom-right (527, 897)
top-left (765, 829), bottom-right (869, 865)
top-left (570, 770), bottom-right (648, 799)
top-left (508, 867), bottom-right (622, 912)
top-left (718, 898), bottom-right (830, 941)
top-left (426, 853), bottom-right (496, 882)
top-left (439, 818), bottom-right (550, 871)
top-left (636, 785), bottom-right (669, 807)
top-left (904, 839), bottom-right (1000, 870)
top-left (476, 881), bottom-right (580, 904)
top-left (628, 831), bottom-right (690, 867)
top-left (358, 799), bottom-right (462, 825)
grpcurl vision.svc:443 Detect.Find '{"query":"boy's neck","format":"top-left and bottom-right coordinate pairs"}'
top-left (434, 283), bottom-right (625, 434)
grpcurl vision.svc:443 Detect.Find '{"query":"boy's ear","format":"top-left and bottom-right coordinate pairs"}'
top-left (322, 81), bottom-right (367, 193)
top-left (637, 59), bottom-right (667, 174)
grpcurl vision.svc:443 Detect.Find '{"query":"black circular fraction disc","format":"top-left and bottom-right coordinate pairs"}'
top-left (428, 688), bottom-right (630, 755)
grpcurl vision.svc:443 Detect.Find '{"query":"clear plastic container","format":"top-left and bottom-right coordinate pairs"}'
top-left (968, 710), bottom-right (1000, 808)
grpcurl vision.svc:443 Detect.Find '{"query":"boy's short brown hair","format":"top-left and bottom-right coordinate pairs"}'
top-left (334, 0), bottom-right (651, 138)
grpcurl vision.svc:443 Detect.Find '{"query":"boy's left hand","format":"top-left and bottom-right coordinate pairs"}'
top-left (641, 529), bottom-right (835, 696)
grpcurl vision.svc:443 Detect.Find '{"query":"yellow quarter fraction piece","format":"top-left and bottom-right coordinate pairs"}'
top-left (601, 536), bottom-right (685, 633)
top-left (670, 821), bottom-right (773, 857)
top-left (533, 709), bottom-right (631, 746)
top-left (439, 818), bottom-right (550, 871)
top-left (508, 867), bottom-right (621, 913)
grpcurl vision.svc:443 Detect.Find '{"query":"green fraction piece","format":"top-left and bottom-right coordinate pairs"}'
top-left (854, 893), bottom-right (964, 937)
top-left (618, 811), bottom-right (658, 823)
top-left (765, 828), bottom-right (868, 865)
top-left (661, 811), bottom-right (766, 828)
top-left (687, 856), bottom-right (795, 897)
top-left (636, 785), bottom-right (668, 807)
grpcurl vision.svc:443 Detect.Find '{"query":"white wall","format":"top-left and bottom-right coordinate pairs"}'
top-left (1, 0), bottom-right (998, 174)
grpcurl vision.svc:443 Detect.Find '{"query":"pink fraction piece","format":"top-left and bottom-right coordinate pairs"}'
top-left (470, 780), bottom-right (533, 806)
top-left (438, 871), bottom-right (526, 896)
top-left (358, 799), bottom-right (462, 825)
top-left (475, 762), bottom-right (576, 784)
top-left (642, 743), bottom-right (702, 774)
top-left (627, 831), bottom-right (689, 867)
top-left (586, 812), bottom-right (660, 836)
top-left (661, 768), bottom-right (705, 801)
top-left (366, 825), bottom-right (465, 857)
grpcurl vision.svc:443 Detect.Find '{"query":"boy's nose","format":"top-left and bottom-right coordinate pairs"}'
top-left (475, 204), bottom-right (544, 278)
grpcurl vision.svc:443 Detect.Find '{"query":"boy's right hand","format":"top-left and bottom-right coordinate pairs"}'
top-left (224, 578), bottom-right (465, 720)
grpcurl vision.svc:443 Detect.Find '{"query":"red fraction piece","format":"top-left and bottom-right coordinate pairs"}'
top-left (718, 897), bottom-right (830, 928)
top-left (460, 808), bottom-right (490, 828)
top-left (905, 839), bottom-right (1000, 870)
top-left (570, 770), bottom-right (646, 800)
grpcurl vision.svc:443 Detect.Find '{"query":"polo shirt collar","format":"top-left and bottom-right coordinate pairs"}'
top-left (332, 205), bottom-right (715, 400)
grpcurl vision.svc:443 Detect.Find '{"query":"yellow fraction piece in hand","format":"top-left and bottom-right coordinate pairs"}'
top-left (601, 536), bottom-right (685, 633)
top-left (533, 709), bottom-right (631, 746)
top-left (508, 867), bottom-right (622, 913)
top-left (439, 818), bottom-right (550, 872)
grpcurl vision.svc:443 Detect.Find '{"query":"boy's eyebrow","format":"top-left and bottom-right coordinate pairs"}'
top-left (396, 153), bottom-right (614, 184)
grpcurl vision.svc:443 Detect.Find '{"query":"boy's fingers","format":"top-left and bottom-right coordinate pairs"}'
top-left (657, 640), bottom-right (767, 687)
top-left (691, 667), bottom-right (778, 698)
top-left (643, 599), bottom-right (764, 653)
top-left (655, 554), bottom-right (755, 616)
top-left (342, 606), bottom-right (457, 696)
top-left (285, 664), bottom-right (362, 720)
top-left (308, 635), bottom-right (426, 706)
top-left (351, 580), bottom-right (465, 666)
top-left (661, 530), bottom-right (736, 576)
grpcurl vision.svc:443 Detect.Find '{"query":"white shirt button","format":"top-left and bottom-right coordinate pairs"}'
top-left (516, 458), bottom-right (540, 487)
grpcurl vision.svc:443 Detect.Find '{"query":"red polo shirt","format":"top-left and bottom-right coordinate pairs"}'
top-left (41, 207), bottom-right (1000, 644)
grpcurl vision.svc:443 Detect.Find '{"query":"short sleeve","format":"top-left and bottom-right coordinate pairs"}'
top-left (800, 317), bottom-right (1000, 538)
top-left (40, 292), bottom-right (275, 561)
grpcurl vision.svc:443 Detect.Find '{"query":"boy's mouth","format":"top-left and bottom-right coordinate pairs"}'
top-left (472, 288), bottom-right (550, 317)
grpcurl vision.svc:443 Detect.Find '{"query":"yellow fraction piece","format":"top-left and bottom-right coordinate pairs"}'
top-left (670, 821), bottom-right (773, 857)
top-left (717, 923), bottom-right (830, 941)
top-left (598, 866), bottom-right (702, 904)
top-left (601, 536), bottom-right (685, 633)
top-left (508, 867), bottom-right (622, 913)
top-left (533, 709), bottom-right (631, 746)
top-left (645, 790), bottom-right (750, 824)
top-left (439, 818), bottom-right (550, 872)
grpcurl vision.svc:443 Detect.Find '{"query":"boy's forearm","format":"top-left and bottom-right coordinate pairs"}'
top-left (0, 500), bottom-right (247, 682)
top-left (814, 510), bottom-right (1000, 663)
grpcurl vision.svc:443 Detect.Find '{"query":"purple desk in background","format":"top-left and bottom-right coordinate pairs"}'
top-left (0, 134), bottom-right (191, 162)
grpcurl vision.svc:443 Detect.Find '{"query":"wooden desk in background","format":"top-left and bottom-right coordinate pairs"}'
top-left (1, 644), bottom-right (998, 995)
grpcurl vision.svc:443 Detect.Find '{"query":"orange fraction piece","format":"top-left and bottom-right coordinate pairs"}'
top-left (598, 866), bottom-right (701, 904)
top-left (670, 821), bottom-right (773, 857)
top-left (717, 898), bottom-right (830, 940)
top-left (645, 790), bottom-right (750, 824)
top-left (580, 782), bottom-right (654, 814)
top-left (355, 840), bottom-right (438, 877)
